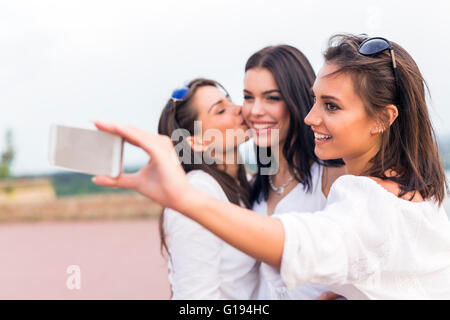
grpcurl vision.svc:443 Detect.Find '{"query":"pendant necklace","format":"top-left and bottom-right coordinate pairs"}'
top-left (269, 174), bottom-right (295, 196)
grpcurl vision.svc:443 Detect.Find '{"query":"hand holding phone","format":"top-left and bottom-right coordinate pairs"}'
top-left (48, 124), bottom-right (124, 177)
top-left (91, 121), bottom-right (191, 211)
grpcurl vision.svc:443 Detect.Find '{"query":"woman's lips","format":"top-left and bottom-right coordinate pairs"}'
top-left (251, 122), bottom-right (277, 134)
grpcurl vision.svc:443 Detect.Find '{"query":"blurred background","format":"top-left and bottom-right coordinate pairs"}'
top-left (0, 0), bottom-right (449, 299)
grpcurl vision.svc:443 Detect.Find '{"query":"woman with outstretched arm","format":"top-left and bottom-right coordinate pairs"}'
top-left (93, 34), bottom-right (450, 299)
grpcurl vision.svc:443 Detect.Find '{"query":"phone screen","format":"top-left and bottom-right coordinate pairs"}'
top-left (49, 125), bottom-right (123, 177)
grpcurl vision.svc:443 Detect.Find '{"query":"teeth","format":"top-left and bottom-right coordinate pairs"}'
top-left (253, 123), bottom-right (276, 130)
top-left (314, 133), bottom-right (332, 139)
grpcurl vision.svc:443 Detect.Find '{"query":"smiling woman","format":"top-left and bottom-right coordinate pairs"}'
top-left (306, 62), bottom-right (385, 172)
top-left (241, 45), bottom-right (346, 300)
top-left (312, 34), bottom-right (446, 203)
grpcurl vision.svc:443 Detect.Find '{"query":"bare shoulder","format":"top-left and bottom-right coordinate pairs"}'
top-left (368, 176), bottom-right (424, 202)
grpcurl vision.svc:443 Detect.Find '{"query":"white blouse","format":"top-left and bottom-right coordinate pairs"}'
top-left (164, 170), bottom-right (260, 299)
top-left (272, 174), bottom-right (450, 299)
top-left (253, 162), bottom-right (333, 300)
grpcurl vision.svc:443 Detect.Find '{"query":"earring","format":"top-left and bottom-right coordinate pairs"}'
top-left (371, 126), bottom-right (384, 135)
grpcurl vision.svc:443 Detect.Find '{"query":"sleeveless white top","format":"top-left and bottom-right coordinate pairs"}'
top-left (164, 170), bottom-right (260, 299)
top-left (273, 175), bottom-right (450, 299)
top-left (253, 162), bottom-right (333, 299)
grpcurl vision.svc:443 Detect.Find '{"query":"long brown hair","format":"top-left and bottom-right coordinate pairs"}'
top-left (323, 34), bottom-right (447, 204)
top-left (157, 78), bottom-right (251, 255)
top-left (246, 45), bottom-right (344, 205)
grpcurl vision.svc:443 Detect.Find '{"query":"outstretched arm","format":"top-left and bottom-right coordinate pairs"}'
top-left (92, 121), bottom-right (285, 269)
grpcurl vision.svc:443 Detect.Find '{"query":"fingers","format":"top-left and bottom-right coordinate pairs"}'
top-left (93, 121), bottom-right (157, 157)
top-left (317, 291), bottom-right (344, 300)
top-left (93, 121), bottom-right (116, 133)
top-left (316, 292), bottom-right (329, 300)
top-left (115, 125), bottom-right (154, 153)
top-left (92, 173), bottom-right (137, 190)
top-left (94, 121), bottom-right (179, 172)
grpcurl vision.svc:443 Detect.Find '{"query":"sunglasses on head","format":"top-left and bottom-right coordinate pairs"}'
top-left (358, 37), bottom-right (400, 105)
top-left (171, 87), bottom-right (190, 103)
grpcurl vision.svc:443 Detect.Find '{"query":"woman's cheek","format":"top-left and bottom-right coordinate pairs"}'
top-left (241, 107), bottom-right (251, 122)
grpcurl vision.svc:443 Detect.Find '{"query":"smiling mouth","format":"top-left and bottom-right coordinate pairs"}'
top-left (251, 122), bottom-right (277, 133)
top-left (314, 132), bottom-right (332, 141)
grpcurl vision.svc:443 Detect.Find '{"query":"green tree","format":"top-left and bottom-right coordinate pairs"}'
top-left (0, 129), bottom-right (14, 179)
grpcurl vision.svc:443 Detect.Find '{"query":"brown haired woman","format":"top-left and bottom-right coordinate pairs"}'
top-left (93, 34), bottom-right (450, 299)
top-left (242, 45), bottom-right (345, 299)
top-left (156, 78), bottom-right (259, 299)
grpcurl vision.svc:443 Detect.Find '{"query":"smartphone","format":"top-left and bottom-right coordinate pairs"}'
top-left (48, 124), bottom-right (124, 177)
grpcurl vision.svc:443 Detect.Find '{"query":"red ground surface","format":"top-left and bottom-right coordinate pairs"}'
top-left (0, 218), bottom-right (171, 299)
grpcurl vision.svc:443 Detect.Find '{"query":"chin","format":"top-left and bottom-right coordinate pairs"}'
top-left (314, 146), bottom-right (339, 160)
top-left (252, 132), bottom-right (284, 148)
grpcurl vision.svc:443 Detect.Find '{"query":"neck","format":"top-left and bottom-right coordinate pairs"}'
top-left (343, 143), bottom-right (380, 176)
top-left (273, 142), bottom-right (290, 177)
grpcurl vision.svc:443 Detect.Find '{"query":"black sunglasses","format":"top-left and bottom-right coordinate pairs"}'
top-left (358, 37), bottom-right (400, 105)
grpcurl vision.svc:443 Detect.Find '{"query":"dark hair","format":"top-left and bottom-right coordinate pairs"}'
top-left (246, 45), bottom-right (344, 205)
top-left (323, 34), bottom-right (447, 204)
top-left (157, 78), bottom-right (251, 254)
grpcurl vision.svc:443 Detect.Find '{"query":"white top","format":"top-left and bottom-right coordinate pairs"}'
top-left (253, 162), bottom-right (333, 300)
top-left (164, 170), bottom-right (260, 300)
top-left (272, 174), bottom-right (450, 299)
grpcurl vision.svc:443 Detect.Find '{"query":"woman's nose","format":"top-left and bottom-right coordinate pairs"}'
top-left (304, 103), bottom-right (321, 127)
top-left (250, 99), bottom-right (265, 116)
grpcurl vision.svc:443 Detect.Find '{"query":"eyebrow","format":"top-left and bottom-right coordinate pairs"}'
top-left (243, 89), bottom-right (281, 94)
top-left (310, 86), bottom-right (342, 102)
top-left (208, 99), bottom-right (223, 113)
top-left (320, 95), bottom-right (341, 102)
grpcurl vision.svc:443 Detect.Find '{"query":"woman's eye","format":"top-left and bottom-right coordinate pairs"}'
top-left (325, 102), bottom-right (340, 111)
top-left (217, 109), bottom-right (225, 114)
top-left (267, 96), bottom-right (281, 101)
top-left (243, 95), bottom-right (253, 100)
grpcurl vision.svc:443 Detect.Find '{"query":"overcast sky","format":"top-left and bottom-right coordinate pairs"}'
top-left (1, 0), bottom-right (449, 175)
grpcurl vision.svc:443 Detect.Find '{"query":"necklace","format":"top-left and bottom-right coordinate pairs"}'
top-left (269, 174), bottom-right (295, 196)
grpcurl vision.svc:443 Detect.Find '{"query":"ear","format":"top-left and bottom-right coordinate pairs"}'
top-left (384, 104), bottom-right (399, 127)
top-left (185, 136), bottom-right (208, 152)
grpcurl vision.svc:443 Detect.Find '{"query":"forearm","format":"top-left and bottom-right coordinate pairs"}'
top-left (176, 188), bottom-right (285, 269)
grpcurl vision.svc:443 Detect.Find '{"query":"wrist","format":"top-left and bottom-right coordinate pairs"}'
top-left (171, 185), bottom-right (204, 217)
